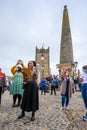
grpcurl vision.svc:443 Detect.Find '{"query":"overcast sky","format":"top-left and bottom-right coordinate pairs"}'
top-left (0, 0), bottom-right (87, 76)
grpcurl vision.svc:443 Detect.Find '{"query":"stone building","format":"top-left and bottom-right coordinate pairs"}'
top-left (35, 46), bottom-right (50, 78)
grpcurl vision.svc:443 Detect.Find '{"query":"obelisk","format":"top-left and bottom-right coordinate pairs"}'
top-left (57, 5), bottom-right (74, 74)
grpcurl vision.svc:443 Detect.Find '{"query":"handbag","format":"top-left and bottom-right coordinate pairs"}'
top-left (72, 87), bottom-right (75, 94)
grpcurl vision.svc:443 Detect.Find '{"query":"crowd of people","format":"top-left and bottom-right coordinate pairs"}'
top-left (0, 61), bottom-right (87, 122)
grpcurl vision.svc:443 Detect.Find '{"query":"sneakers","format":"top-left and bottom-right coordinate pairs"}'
top-left (60, 106), bottom-right (69, 110)
top-left (83, 113), bottom-right (87, 118)
top-left (65, 106), bottom-right (69, 110)
top-left (83, 113), bottom-right (87, 121)
top-left (60, 107), bottom-right (64, 110)
top-left (83, 116), bottom-right (87, 121)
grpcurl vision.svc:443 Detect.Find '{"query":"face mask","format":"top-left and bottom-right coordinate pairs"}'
top-left (83, 69), bottom-right (87, 73)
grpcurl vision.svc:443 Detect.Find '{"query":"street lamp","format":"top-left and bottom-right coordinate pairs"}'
top-left (74, 61), bottom-right (78, 72)
top-left (41, 65), bottom-right (45, 78)
top-left (71, 61), bottom-right (78, 78)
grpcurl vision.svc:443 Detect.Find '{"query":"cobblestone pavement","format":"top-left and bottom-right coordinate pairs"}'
top-left (0, 90), bottom-right (87, 130)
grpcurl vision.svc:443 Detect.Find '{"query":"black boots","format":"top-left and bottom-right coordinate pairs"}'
top-left (12, 94), bottom-right (22, 107)
top-left (17, 111), bottom-right (25, 119)
top-left (31, 112), bottom-right (35, 121)
top-left (18, 111), bottom-right (35, 121)
top-left (15, 103), bottom-right (20, 107)
top-left (12, 103), bottom-right (20, 107)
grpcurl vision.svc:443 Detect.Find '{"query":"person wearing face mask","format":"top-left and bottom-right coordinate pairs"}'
top-left (79, 65), bottom-right (87, 121)
top-left (60, 71), bottom-right (75, 110)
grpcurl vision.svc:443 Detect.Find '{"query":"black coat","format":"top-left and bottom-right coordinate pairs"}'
top-left (21, 79), bottom-right (39, 112)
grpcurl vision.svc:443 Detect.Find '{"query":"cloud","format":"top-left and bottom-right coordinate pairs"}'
top-left (0, 0), bottom-right (87, 76)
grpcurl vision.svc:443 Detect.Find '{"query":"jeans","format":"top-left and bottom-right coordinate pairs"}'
top-left (81, 83), bottom-right (87, 109)
top-left (75, 84), bottom-right (80, 91)
top-left (61, 95), bottom-right (69, 107)
top-left (41, 86), bottom-right (47, 93)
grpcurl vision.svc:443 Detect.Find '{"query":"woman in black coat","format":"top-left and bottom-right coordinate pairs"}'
top-left (17, 61), bottom-right (39, 121)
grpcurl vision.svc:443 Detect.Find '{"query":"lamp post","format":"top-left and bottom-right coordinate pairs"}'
top-left (41, 65), bottom-right (45, 78)
top-left (56, 64), bottom-right (61, 75)
top-left (74, 61), bottom-right (78, 73)
top-left (71, 61), bottom-right (78, 78)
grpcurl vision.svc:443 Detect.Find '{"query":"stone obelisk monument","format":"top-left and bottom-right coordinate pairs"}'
top-left (57, 5), bottom-right (74, 74)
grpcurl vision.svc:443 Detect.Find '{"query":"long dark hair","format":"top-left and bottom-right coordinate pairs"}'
top-left (33, 61), bottom-right (36, 67)
top-left (27, 60), bottom-right (36, 67)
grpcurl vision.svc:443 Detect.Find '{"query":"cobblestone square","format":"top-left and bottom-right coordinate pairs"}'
top-left (0, 90), bottom-right (87, 130)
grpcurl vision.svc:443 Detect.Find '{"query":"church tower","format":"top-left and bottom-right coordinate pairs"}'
top-left (57, 5), bottom-right (74, 74)
top-left (35, 46), bottom-right (50, 78)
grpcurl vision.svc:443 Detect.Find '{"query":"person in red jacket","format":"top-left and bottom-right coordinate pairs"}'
top-left (0, 68), bottom-right (5, 106)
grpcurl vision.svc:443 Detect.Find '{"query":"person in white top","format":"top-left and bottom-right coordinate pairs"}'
top-left (79, 65), bottom-right (87, 121)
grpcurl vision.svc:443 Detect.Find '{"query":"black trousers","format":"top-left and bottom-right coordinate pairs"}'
top-left (13, 94), bottom-right (22, 105)
top-left (0, 87), bottom-right (3, 105)
top-left (0, 91), bottom-right (2, 105)
top-left (51, 85), bottom-right (56, 95)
